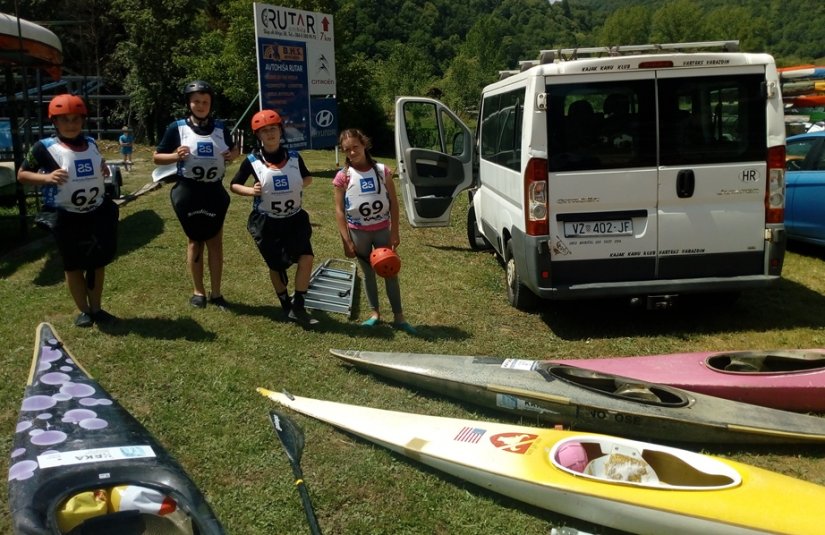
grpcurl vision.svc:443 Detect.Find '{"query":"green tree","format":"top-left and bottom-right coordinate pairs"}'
top-left (599, 5), bottom-right (651, 46)
top-left (650, 0), bottom-right (706, 44)
top-left (110, 0), bottom-right (202, 143)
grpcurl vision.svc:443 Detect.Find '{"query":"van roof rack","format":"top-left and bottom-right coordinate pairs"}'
top-left (537, 40), bottom-right (739, 62)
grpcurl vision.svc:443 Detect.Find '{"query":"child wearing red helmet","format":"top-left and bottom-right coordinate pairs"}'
top-left (334, 128), bottom-right (416, 334)
top-left (230, 109), bottom-right (317, 327)
top-left (17, 94), bottom-right (119, 328)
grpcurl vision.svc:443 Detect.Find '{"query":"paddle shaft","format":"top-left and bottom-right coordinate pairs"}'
top-left (290, 464), bottom-right (322, 535)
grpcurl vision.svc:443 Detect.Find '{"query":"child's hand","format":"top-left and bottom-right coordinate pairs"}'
top-left (341, 238), bottom-right (356, 258)
top-left (252, 182), bottom-right (262, 196)
top-left (48, 168), bottom-right (69, 185)
top-left (176, 146), bottom-right (190, 161)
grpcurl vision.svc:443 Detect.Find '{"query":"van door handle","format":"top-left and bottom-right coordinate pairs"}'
top-left (676, 169), bottom-right (695, 198)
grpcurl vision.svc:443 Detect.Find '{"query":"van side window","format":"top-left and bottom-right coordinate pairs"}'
top-left (659, 74), bottom-right (766, 165)
top-left (547, 80), bottom-right (656, 172)
top-left (480, 89), bottom-right (524, 171)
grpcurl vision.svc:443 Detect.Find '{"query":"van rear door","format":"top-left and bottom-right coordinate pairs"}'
top-left (656, 67), bottom-right (768, 278)
top-left (545, 73), bottom-right (660, 285)
top-left (394, 97), bottom-right (474, 227)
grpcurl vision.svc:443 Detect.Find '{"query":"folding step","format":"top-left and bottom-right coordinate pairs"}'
top-left (304, 259), bottom-right (357, 317)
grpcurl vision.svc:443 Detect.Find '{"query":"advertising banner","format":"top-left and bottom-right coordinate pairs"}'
top-left (253, 3), bottom-right (336, 149)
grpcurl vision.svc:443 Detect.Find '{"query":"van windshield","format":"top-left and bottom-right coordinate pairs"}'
top-left (546, 73), bottom-right (767, 172)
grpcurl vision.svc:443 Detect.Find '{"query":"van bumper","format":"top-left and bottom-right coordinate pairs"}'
top-left (511, 228), bottom-right (784, 301)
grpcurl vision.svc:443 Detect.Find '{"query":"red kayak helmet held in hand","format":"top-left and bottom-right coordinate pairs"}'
top-left (48, 94), bottom-right (87, 119)
top-left (251, 109), bottom-right (282, 132)
top-left (370, 247), bottom-right (401, 278)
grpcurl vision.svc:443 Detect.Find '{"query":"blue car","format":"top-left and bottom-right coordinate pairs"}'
top-left (786, 131), bottom-right (825, 246)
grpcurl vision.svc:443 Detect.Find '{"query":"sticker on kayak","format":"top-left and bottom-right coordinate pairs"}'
top-left (490, 433), bottom-right (539, 454)
top-left (496, 394), bottom-right (561, 415)
top-left (501, 359), bottom-right (538, 371)
top-left (454, 426), bottom-right (486, 444)
top-left (38, 445), bottom-right (156, 469)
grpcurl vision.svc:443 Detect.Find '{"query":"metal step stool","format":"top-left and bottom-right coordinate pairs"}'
top-left (304, 259), bottom-right (357, 317)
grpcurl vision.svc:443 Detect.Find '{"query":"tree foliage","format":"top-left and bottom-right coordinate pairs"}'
top-left (3, 0), bottom-right (824, 148)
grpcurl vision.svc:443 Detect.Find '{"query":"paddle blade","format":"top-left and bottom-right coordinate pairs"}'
top-left (270, 410), bottom-right (305, 465)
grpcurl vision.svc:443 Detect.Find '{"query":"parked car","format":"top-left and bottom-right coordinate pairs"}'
top-left (786, 131), bottom-right (825, 246)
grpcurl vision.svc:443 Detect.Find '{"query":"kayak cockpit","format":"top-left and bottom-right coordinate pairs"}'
top-left (53, 484), bottom-right (196, 534)
top-left (550, 436), bottom-right (741, 490)
top-left (706, 350), bottom-right (825, 374)
top-left (540, 365), bottom-right (690, 407)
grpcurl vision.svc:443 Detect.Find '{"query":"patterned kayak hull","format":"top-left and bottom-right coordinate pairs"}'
top-left (8, 323), bottom-right (224, 535)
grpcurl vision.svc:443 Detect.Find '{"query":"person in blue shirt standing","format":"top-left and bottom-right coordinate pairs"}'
top-left (153, 80), bottom-right (239, 310)
top-left (118, 126), bottom-right (134, 171)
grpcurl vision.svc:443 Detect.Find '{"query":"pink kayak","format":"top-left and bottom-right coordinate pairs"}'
top-left (544, 349), bottom-right (825, 412)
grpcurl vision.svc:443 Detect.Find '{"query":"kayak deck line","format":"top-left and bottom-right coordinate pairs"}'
top-left (725, 423), bottom-right (825, 441)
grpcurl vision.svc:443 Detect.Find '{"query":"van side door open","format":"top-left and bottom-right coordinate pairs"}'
top-left (394, 97), bottom-right (474, 227)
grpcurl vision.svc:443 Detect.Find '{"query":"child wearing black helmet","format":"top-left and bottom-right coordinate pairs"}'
top-left (153, 80), bottom-right (239, 310)
top-left (230, 109), bottom-right (317, 327)
top-left (17, 94), bottom-right (119, 328)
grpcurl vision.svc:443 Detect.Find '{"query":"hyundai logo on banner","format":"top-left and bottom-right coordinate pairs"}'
top-left (310, 97), bottom-right (337, 149)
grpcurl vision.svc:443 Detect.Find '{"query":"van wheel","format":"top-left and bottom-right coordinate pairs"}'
top-left (505, 241), bottom-right (537, 310)
top-left (467, 206), bottom-right (490, 251)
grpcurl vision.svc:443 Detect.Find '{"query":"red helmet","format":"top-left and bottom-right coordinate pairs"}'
top-left (48, 94), bottom-right (87, 119)
top-left (370, 247), bottom-right (401, 278)
top-left (251, 109), bottom-right (282, 132)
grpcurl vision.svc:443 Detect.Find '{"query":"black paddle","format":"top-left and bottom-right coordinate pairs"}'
top-left (269, 410), bottom-right (322, 535)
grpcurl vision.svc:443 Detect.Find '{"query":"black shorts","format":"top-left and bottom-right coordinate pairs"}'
top-left (53, 198), bottom-right (119, 271)
top-left (170, 179), bottom-right (230, 242)
top-left (247, 209), bottom-right (313, 271)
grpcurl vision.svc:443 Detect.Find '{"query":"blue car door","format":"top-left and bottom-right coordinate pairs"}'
top-left (786, 135), bottom-right (825, 244)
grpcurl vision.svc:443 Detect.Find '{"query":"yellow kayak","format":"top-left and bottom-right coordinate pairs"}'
top-left (259, 388), bottom-right (825, 535)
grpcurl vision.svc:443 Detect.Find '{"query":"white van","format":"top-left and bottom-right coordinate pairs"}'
top-left (394, 41), bottom-right (787, 309)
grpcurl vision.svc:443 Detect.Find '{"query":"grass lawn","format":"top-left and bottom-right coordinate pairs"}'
top-left (3, 141), bottom-right (825, 534)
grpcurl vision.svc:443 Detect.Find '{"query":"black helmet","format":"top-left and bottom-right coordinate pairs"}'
top-left (183, 80), bottom-right (215, 119)
top-left (183, 80), bottom-right (214, 101)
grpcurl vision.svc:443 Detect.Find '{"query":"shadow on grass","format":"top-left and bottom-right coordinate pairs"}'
top-left (97, 316), bottom-right (216, 341)
top-left (787, 239), bottom-right (825, 261)
top-left (541, 277), bottom-right (825, 341)
top-left (0, 208), bottom-right (164, 283)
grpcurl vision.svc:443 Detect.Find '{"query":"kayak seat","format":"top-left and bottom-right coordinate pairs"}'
top-left (65, 510), bottom-right (196, 535)
top-left (66, 510), bottom-right (144, 534)
top-left (613, 383), bottom-right (661, 402)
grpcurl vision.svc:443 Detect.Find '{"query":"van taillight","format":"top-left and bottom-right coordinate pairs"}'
top-left (766, 145), bottom-right (785, 224)
top-left (524, 158), bottom-right (549, 236)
